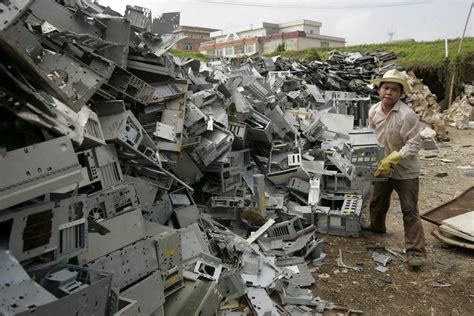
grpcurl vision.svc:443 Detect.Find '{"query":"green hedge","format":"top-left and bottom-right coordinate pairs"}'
top-left (268, 37), bottom-right (474, 69)
top-left (170, 49), bottom-right (208, 61)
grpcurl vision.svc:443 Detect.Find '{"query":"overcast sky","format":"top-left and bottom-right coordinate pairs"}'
top-left (98, 0), bottom-right (473, 45)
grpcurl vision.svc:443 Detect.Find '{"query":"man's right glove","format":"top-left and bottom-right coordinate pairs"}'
top-left (374, 151), bottom-right (402, 177)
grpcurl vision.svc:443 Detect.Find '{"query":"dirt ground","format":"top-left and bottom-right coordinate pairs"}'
top-left (312, 126), bottom-right (474, 316)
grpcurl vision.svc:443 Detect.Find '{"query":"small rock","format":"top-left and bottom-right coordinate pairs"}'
top-left (440, 158), bottom-right (455, 163)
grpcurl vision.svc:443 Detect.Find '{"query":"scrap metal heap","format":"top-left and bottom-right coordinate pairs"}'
top-left (0, 1), bottom-right (388, 315)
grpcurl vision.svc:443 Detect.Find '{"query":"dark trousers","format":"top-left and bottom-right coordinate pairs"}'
top-left (369, 177), bottom-right (426, 256)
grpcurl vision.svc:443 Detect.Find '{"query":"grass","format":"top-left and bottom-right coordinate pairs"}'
top-left (169, 49), bottom-right (208, 61)
top-left (270, 37), bottom-right (474, 68)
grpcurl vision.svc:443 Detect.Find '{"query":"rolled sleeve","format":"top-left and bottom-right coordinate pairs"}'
top-left (368, 103), bottom-right (378, 129)
top-left (399, 113), bottom-right (422, 159)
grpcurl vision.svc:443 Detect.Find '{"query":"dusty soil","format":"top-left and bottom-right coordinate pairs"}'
top-left (313, 126), bottom-right (474, 316)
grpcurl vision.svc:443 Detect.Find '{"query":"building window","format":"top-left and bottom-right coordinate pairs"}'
top-left (310, 30), bottom-right (314, 34)
top-left (184, 43), bottom-right (193, 51)
top-left (245, 43), bottom-right (255, 54)
top-left (216, 48), bottom-right (224, 57)
top-left (285, 39), bottom-right (295, 50)
top-left (235, 45), bottom-right (244, 55)
top-left (263, 43), bottom-right (272, 53)
top-left (321, 41), bottom-right (330, 47)
top-left (225, 46), bottom-right (234, 56)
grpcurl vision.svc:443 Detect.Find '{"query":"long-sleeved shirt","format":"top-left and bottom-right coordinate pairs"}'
top-left (368, 99), bottom-right (421, 179)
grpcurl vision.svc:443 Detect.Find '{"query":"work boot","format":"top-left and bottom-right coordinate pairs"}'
top-left (407, 254), bottom-right (425, 270)
top-left (361, 224), bottom-right (387, 234)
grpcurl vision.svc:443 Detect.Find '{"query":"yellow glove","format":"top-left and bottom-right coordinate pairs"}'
top-left (374, 151), bottom-right (402, 177)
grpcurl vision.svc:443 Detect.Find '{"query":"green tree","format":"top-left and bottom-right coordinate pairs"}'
top-left (275, 42), bottom-right (286, 53)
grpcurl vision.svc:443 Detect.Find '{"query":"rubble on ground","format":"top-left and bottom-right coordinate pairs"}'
top-left (406, 71), bottom-right (450, 140)
top-left (443, 93), bottom-right (474, 130)
top-left (407, 71), bottom-right (473, 134)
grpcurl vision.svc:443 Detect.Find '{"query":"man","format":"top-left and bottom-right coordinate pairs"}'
top-left (368, 69), bottom-right (426, 269)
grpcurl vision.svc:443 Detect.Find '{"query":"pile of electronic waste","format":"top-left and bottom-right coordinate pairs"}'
top-left (0, 1), bottom-right (388, 315)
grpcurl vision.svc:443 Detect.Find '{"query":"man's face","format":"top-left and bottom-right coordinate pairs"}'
top-left (379, 82), bottom-right (402, 108)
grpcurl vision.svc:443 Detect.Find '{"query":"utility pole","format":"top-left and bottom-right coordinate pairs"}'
top-left (447, 0), bottom-right (473, 107)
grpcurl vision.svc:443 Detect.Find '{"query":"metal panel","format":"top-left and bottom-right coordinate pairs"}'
top-left (179, 223), bottom-right (211, 262)
top-left (0, 137), bottom-right (82, 210)
top-left (124, 175), bottom-right (159, 213)
top-left (315, 194), bottom-right (362, 237)
top-left (121, 270), bottom-right (165, 316)
top-left (85, 182), bottom-right (140, 222)
top-left (168, 151), bottom-right (204, 186)
top-left (102, 17), bottom-right (131, 68)
top-left (164, 280), bottom-right (223, 316)
top-left (58, 218), bottom-right (88, 260)
top-left (174, 205), bottom-right (201, 228)
top-left (0, 201), bottom-right (70, 263)
top-left (142, 192), bottom-right (174, 225)
top-left (0, 250), bottom-right (57, 315)
top-left (102, 65), bottom-right (158, 105)
top-left (87, 238), bottom-right (158, 290)
top-left (217, 271), bottom-right (247, 303)
top-left (0, 0), bottom-right (32, 31)
top-left (55, 144), bottom-right (123, 194)
top-left (78, 209), bottom-right (145, 264)
top-left (100, 110), bottom-right (160, 164)
top-left (154, 84), bottom-right (187, 152)
top-left (187, 125), bottom-right (234, 168)
top-left (21, 265), bottom-right (112, 316)
top-left (0, 20), bottom-right (108, 111)
top-left (125, 5), bottom-right (152, 30)
top-left (28, 0), bottom-right (104, 36)
top-left (246, 288), bottom-right (279, 316)
top-left (114, 297), bottom-right (140, 316)
top-left (240, 252), bottom-right (279, 288)
top-left (100, 110), bottom-right (191, 191)
top-left (145, 221), bottom-right (184, 295)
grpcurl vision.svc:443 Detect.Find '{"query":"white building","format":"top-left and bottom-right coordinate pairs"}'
top-left (200, 19), bottom-right (345, 57)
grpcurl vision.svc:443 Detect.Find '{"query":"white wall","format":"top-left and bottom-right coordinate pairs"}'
top-left (278, 24), bottom-right (321, 35)
top-left (303, 25), bottom-right (321, 35)
top-left (298, 37), bottom-right (344, 49)
top-left (278, 25), bottom-right (304, 33)
top-left (298, 37), bottom-right (322, 50)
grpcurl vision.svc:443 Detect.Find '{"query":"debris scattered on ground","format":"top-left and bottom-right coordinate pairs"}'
top-left (375, 276), bottom-right (393, 288)
top-left (372, 251), bottom-right (391, 266)
top-left (375, 265), bottom-right (389, 273)
top-left (336, 249), bottom-right (362, 272)
top-left (431, 280), bottom-right (452, 288)
top-left (444, 95), bottom-right (474, 130)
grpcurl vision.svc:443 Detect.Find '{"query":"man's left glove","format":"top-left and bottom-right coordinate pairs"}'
top-left (374, 151), bottom-right (402, 177)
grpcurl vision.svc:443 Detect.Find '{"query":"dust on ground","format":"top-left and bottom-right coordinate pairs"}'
top-left (313, 126), bottom-right (474, 316)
